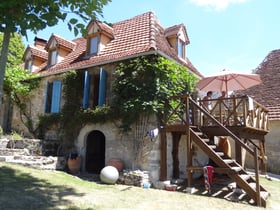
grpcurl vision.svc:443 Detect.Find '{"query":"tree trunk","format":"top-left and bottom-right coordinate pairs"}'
top-left (0, 27), bottom-right (11, 105)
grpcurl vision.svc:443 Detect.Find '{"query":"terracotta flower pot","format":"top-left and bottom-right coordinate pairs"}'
top-left (106, 158), bottom-right (124, 172)
top-left (68, 156), bottom-right (81, 174)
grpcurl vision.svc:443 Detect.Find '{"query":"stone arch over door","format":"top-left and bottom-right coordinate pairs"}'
top-left (85, 130), bottom-right (105, 173)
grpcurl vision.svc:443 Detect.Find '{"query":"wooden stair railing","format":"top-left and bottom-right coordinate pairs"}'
top-left (190, 126), bottom-right (269, 207)
top-left (161, 95), bottom-right (269, 207)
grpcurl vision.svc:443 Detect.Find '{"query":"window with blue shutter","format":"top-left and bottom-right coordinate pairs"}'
top-left (44, 82), bottom-right (51, 113)
top-left (83, 71), bottom-right (90, 109)
top-left (44, 80), bottom-right (62, 113)
top-left (51, 81), bottom-right (62, 113)
top-left (98, 68), bottom-right (106, 106)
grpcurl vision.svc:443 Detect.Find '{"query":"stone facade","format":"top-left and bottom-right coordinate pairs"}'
top-left (244, 120), bottom-right (280, 174)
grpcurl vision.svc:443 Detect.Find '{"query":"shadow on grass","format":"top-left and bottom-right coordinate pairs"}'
top-left (0, 166), bottom-right (85, 210)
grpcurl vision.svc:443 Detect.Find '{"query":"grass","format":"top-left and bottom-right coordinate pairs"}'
top-left (0, 162), bottom-right (279, 210)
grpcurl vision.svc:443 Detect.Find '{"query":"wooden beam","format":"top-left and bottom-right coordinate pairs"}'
top-left (160, 127), bottom-right (167, 181)
top-left (172, 132), bottom-right (181, 179)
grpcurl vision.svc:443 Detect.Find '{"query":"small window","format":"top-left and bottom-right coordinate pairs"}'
top-left (25, 59), bottom-right (32, 72)
top-left (89, 36), bottom-right (98, 55)
top-left (49, 49), bottom-right (58, 66)
top-left (178, 39), bottom-right (185, 59)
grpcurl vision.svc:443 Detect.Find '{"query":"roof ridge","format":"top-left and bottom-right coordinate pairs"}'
top-left (149, 12), bottom-right (157, 50)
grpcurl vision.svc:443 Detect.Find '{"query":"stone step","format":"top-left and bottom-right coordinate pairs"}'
top-left (0, 139), bottom-right (9, 149)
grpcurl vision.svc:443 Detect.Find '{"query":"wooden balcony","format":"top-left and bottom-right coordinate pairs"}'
top-left (160, 95), bottom-right (270, 206)
top-left (198, 95), bottom-right (269, 132)
top-left (163, 95), bottom-right (269, 136)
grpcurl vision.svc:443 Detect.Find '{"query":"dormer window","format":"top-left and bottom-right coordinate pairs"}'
top-left (178, 39), bottom-right (185, 59)
top-left (49, 48), bottom-right (58, 66)
top-left (25, 59), bottom-right (33, 71)
top-left (89, 36), bottom-right (99, 55)
top-left (23, 44), bottom-right (48, 73)
top-left (164, 24), bottom-right (190, 61)
top-left (45, 34), bottom-right (76, 68)
top-left (86, 20), bottom-right (114, 57)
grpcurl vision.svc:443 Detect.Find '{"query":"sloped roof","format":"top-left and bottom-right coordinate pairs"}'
top-left (45, 34), bottom-right (76, 51)
top-left (238, 49), bottom-right (280, 120)
top-left (35, 11), bottom-right (202, 77)
top-left (23, 45), bottom-right (48, 61)
top-left (87, 20), bottom-right (114, 39)
top-left (164, 24), bottom-right (190, 44)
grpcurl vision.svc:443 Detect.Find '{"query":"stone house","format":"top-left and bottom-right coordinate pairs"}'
top-left (238, 49), bottom-right (280, 174)
top-left (2, 12), bottom-right (202, 182)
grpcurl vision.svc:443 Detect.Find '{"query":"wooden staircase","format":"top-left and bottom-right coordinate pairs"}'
top-left (190, 126), bottom-right (269, 207)
top-left (160, 94), bottom-right (270, 207)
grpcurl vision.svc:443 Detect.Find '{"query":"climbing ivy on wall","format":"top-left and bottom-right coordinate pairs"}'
top-left (39, 55), bottom-right (198, 154)
top-left (112, 55), bottom-right (199, 131)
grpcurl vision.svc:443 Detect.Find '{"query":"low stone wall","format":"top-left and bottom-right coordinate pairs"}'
top-left (117, 170), bottom-right (150, 187)
top-left (0, 137), bottom-right (66, 170)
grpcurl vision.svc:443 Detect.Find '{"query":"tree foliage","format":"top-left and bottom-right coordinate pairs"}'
top-left (112, 55), bottom-right (199, 130)
top-left (0, 33), bottom-right (25, 68)
top-left (0, 0), bottom-right (111, 37)
top-left (0, 0), bottom-right (111, 104)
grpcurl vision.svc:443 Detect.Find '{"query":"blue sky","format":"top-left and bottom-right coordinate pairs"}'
top-left (25, 0), bottom-right (280, 76)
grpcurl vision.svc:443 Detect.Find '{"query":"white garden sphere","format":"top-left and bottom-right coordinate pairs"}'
top-left (100, 166), bottom-right (119, 184)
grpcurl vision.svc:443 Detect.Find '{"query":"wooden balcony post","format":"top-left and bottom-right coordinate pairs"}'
top-left (160, 126), bottom-right (167, 181)
top-left (254, 146), bottom-right (261, 206)
top-left (172, 132), bottom-right (181, 179)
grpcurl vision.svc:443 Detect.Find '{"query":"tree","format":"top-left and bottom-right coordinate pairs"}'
top-left (0, 33), bottom-right (25, 68)
top-left (0, 0), bottom-right (111, 104)
top-left (0, 32), bottom-right (26, 132)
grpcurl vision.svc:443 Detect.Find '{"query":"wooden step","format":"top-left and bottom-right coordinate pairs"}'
top-left (201, 138), bottom-right (210, 142)
top-left (231, 167), bottom-right (242, 172)
top-left (260, 191), bottom-right (270, 200)
top-left (215, 152), bottom-right (224, 156)
top-left (209, 145), bottom-right (217, 149)
top-left (239, 174), bottom-right (251, 181)
top-left (249, 182), bottom-right (256, 189)
top-left (194, 132), bottom-right (203, 136)
top-left (223, 159), bottom-right (234, 164)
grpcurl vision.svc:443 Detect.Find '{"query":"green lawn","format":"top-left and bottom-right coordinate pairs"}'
top-left (0, 162), bottom-right (279, 210)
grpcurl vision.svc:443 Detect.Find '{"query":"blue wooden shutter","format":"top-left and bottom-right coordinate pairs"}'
top-left (98, 68), bottom-right (106, 106)
top-left (50, 81), bottom-right (62, 113)
top-left (44, 81), bottom-right (50, 112)
top-left (83, 71), bottom-right (90, 109)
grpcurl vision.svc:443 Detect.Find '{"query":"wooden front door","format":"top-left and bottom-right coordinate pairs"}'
top-left (85, 130), bottom-right (105, 173)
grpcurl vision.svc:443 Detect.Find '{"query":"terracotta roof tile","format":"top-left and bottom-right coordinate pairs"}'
top-left (24, 45), bottom-right (48, 61)
top-left (45, 34), bottom-right (76, 51)
top-left (238, 49), bottom-right (280, 120)
top-left (95, 21), bottom-right (114, 38)
top-left (35, 12), bottom-right (202, 77)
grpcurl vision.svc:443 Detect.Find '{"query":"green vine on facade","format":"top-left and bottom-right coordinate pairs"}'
top-left (39, 55), bottom-right (198, 153)
top-left (112, 55), bottom-right (199, 131)
top-left (39, 70), bottom-right (113, 151)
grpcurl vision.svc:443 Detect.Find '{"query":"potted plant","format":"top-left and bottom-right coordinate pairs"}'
top-left (67, 151), bottom-right (81, 174)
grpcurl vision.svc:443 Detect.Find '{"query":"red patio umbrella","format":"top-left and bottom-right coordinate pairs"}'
top-left (196, 69), bottom-right (262, 94)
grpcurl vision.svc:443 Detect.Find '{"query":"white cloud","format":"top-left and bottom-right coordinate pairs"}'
top-left (189, 0), bottom-right (249, 11)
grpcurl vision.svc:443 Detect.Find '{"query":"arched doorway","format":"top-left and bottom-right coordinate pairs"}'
top-left (85, 130), bottom-right (105, 173)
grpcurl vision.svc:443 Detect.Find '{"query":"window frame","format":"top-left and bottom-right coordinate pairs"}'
top-left (25, 59), bottom-right (33, 72)
top-left (48, 48), bottom-right (58, 66)
top-left (45, 80), bottom-right (62, 113)
top-left (87, 34), bottom-right (99, 55)
top-left (177, 39), bottom-right (185, 59)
